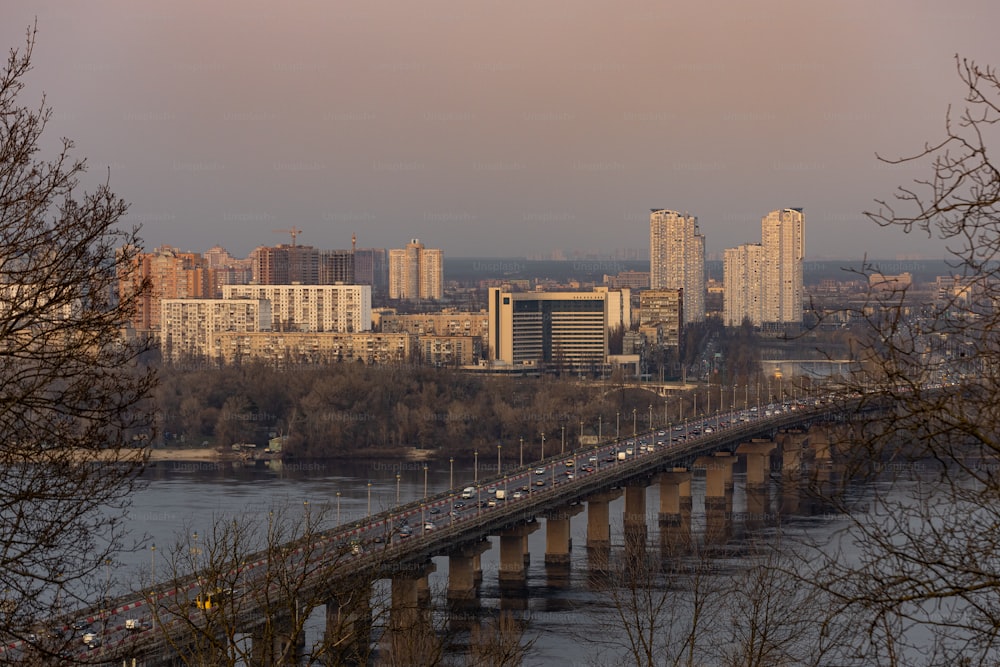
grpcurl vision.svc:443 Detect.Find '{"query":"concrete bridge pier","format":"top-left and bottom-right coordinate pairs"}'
top-left (776, 430), bottom-right (808, 481)
top-left (657, 469), bottom-right (692, 554)
top-left (382, 561), bottom-right (437, 666)
top-left (544, 503), bottom-right (584, 565)
top-left (585, 488), bottom-right (623, 551)
top-left (695, 453), bottom-right (736, 511)
top-left (325, 582), bottom-right (373, 666)
top-left (737, 440), bottom-right (777, 489)
top-left (447, 539), bottom-right (490, 606)
top-left (695, 453), bottom-right (735, 545)
top-left (497, 521), bottom-right (540, 587)
top-left (623, 480), bottom-right (649, 548)
top-left (250, 612), bottom-right (304, 667)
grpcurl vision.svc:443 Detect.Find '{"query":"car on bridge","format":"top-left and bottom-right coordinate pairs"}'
top-left (534, 468), bottom-right (545, 475)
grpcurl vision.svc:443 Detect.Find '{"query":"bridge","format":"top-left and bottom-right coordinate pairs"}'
top-left (8, 397), bottom-right (854, 665)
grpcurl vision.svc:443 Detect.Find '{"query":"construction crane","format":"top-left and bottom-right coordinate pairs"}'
top-left (273, 227), bottom-right (303, 246)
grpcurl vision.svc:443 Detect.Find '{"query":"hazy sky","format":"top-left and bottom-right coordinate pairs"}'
top-left (3, 0), bottom-right (997, 260)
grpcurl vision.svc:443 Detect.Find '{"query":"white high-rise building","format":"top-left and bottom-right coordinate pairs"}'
top-left (649, 210), bottom-right (705, 322)
top-left (723, 244), bottom-right (765, 327)
top-left (223, 284), bottom-right (371, 333)
top-left (761, 208), bottom-right (805, 324)
top-left (388, 239), bottom-right (443, 300)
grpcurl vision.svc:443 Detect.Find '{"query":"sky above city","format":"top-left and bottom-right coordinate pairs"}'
top-left (2, 0), bottom-right (997, 260)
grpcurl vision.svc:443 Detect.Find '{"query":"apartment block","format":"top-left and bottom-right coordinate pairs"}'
top-left (723, 244), bottom-right (765, 326)
top-left (761, 208), bottom-right (805, 325)
top-left (160, 298), bottom-right (271, 364)
top-left (649, 210), bottom-right (705, 322)
top-left (223, 284), bottom-right (372, 333)
top-left (389, 239), bottom-right (443, 300)
top-left (213, 331), bottom-right (411, 366)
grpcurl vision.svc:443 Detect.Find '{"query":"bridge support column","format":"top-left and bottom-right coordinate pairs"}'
top-left (384, 561), bottom-right (437, 666)
top-left (544, 503), bottom-right (584, 565)
top-left (695, 453), bottom-right (735, 545)
top-left (326, 581), bottom-right (373, 666)
top-left (657, 469), bottom-right (692, 553)
top-left (623, 480), bottom-right (649, 547)
top-left (497, 521), bottom-right (539, 586)
top-left (695, 453), bottom-right (736, 510)
top-left (448, 539), bottom-right (490, 605)
top-left (585, 489), bottom-right (622, 551)
top-left (251, 612), bottom-right (303, 667)
top-left (777, 430), bottom-right (807, 481)
top-left (737, 440), bottom-right (777, 489)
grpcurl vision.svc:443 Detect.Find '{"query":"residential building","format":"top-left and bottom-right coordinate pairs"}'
top-left (250, 244), bottom-right (320, 285)
top-left (487, 287), bottom-right (631, 373)
top-left (378, 310), bottom-right (489, 341)
top-left (649, 209), bottom-right (705, 321)
top-left (724, 244), bottom-right (765, 326)
top-left (127, 245), bottom-right (215, 333)
top-left (389, 239), bottom-right (443, 300)
top-left (223, 284), bottom-right (371, 333)
top-left (213, 331), bottom-right (411, 366)
top-left (761, 208), bottom-right (805, 325)
top-left (354, 247), bottom-right (388, 291)
top-left (160, 298), bottom-right (271, 364)
top-left (639, 289), bottom-right (683, 349)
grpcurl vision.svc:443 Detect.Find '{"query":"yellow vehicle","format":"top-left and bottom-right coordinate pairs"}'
top-left (194, 588), bottom-right (228, 610)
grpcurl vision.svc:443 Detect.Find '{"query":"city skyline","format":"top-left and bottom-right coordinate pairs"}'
top-left (3, 1), bottom-right (996, 260)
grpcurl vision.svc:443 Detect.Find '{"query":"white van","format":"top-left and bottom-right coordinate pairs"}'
top-left (461, 486), bottom-right (476, 499)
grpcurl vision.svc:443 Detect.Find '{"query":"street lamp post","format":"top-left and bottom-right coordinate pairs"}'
top-left (367, 481), bottom-right (372, 516)
top-left (733, 385), bottom-right (737, 412)
top-left (598, 415), bottom-right (602, 441)
top-left (497, 443), bottom-right (502, 473)
top-left (150, 544), bottom-right (156, 590)
top-left (474, 451), bottom-right (479, 482)
top-left (449, 457), bottom-right (454, 490)
top-left (396, 473), bottom-right (401, 504)
top-left (632, 408), bottom-right (637, 437)
top-left (616, 412), bottom-right (620, 439)
top-left (540, 432), bottom-right (545, 461)
top-left (423, 464), bottom-right (429, 498)
top-left (561, 425), bottom-right (565, 454)
top-left (519, 437), bottom-right (524, 467)
top-left (336, 491), bottom-right (341, 524)
top-left (648, 404), bottom-right (652, 430)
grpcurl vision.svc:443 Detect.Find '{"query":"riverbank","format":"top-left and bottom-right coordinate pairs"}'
top-left (145, 446), bottom-right (437, 463)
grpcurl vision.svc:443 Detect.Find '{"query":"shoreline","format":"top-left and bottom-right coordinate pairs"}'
top-left (145, 446), bottom-right (437, 463)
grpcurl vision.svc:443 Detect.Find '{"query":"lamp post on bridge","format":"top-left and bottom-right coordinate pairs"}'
top-left (396, 473), bottom-right (401, 504)
top-left (648, 404), bottom-right (652, 430)
top-left (497, 443), bottom-right (502, 474)
top-left (540, 432), bottom-right (545, 461)
top-left (519, 437), bottom-right (524, 468)
top-left (150, 544), bottom-right (156, 592)
top-left (632, 408), bottom-right (637, 437)
top-left (474, 450), bottom-right (479, 482)
top-left (423, 464), bottom-right (429, 499)
top-left (561, 425), bottom-right (565, 454)
top-left (449, 457), bottom-right (454, 490)
top-left (598, 415), bottom-right (602, 442)
top-left (336, 491), bottom-right (341, 524)
top-left (616, 412), bottom-right (619, 439)
top-left (366, 481), bottom-right (372, 516)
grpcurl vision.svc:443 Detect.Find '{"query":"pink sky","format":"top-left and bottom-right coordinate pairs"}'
top-left (2, 0), bottom-right (997, 259)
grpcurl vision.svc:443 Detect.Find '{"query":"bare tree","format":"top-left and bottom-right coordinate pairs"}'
top-left (0, 23), bottom-right (155, 651)
top-left (143, 504), bottom-right (388, 666)
top-left (798, 57), bottom-right (1000, 665)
